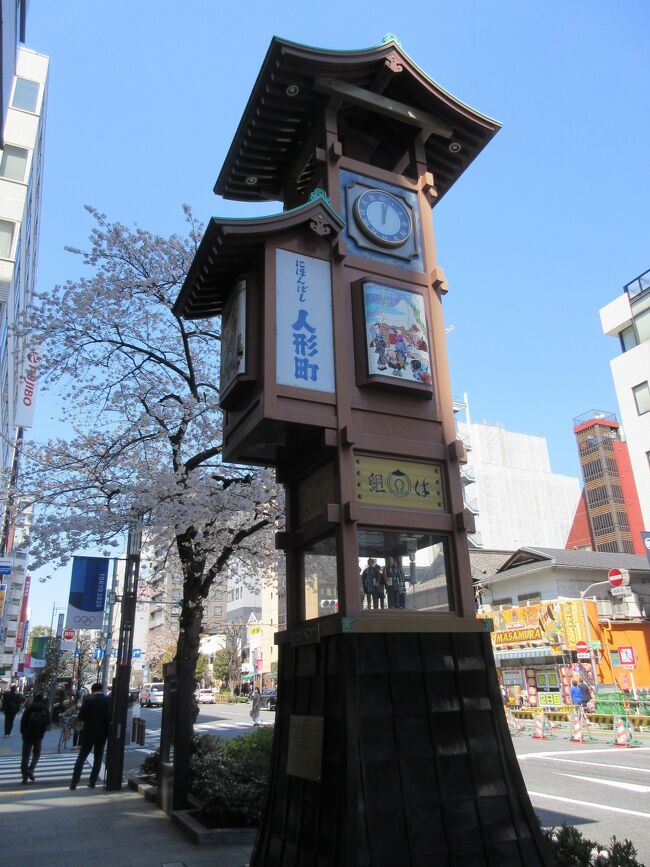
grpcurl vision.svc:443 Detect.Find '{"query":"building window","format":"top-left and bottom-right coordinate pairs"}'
top-left (632, 382), bottom-right (650, 415)
top-left (12, 77), bottom-right (39, 112)
top-left (0, 145), bottom-right (28, 182)
top-left (214, 604), bottom-right (222, 616)
top-left (620, 325), bottom-right (637, 352)
top-left (0, 220), bottom-right (14, 258)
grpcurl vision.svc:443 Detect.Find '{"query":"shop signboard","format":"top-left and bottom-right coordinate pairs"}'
top-left (618, 646), bottom-right (636, 669)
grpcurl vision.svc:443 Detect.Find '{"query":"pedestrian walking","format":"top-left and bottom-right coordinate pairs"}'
top-left (20, 692), bottom-right (50, 783)
top-left (570, 679), bottom-right (582, 709)
top-left (2, 684), bottom-right (23, 736)
top-left (69, 682), bottom-right (110, 790)
top-left (250, 687), bottom-right (261, 727)
top-left (578, 676), bottom-right (593, 710)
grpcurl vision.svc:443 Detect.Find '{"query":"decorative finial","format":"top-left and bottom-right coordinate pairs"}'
top-left (308, 188), bottom-right (335, 210)
top-left (381, 33), bottom-right (402, 47)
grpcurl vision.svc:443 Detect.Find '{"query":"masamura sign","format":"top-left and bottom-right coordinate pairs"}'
top-left (493, 627), bottom-right (543, 644)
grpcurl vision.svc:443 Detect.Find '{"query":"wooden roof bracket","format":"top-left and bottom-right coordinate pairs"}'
top-left (313, 77), bottom-right (454, 140)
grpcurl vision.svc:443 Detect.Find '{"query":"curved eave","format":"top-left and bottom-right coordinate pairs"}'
top-left (215, 36), bottom-right (501, 204)
top-left (174, 199), bottom-right (344, 319)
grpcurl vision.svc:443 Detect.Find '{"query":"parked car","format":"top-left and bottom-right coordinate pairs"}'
top-left (195, 688), bottom-right (216, 704)
top-left (259, 689), bottom-right (277, 711)
top-left (139, 682), bottom-right (164, 707)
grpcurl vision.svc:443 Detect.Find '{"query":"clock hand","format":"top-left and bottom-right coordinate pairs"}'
top-left (382, 202), bottom-right (388, 225)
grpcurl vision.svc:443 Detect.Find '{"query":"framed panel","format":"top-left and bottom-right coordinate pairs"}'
top-left (352, 279), bottom-right (434, 396)
top-left (219, 274), bottom-right (259, 409)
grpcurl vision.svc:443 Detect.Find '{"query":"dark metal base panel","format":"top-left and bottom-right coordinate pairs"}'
top-left (250, 630), bottom-right (552, 867)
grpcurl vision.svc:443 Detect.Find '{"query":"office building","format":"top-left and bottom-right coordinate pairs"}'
top-left (599, 269), bottom-right (650, 531)
top-left (567, 411), bottom-right (644, 554)
top-left (454, 400), bottom-right (580, 550)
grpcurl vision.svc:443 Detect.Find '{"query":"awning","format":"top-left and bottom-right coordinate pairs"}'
top-left (241, 674), bottom-right (255, 681)
top-left (493, 647), bottom-right (552, 660)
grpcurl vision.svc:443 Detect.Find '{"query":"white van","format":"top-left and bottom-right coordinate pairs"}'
top-left (139, 682), bottom-right (164, 707)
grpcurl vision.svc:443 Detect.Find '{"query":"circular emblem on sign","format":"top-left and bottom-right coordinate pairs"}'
top-left (387, 469), bottom-right (411, 498)
top-left (353, 189), bottom-right (412, 248)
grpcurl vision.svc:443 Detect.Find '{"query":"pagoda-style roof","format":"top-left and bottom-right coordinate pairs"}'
top-left (173, 192), bottom-right (344, 319)
top-left (215, 36), bottom-right (501, 205)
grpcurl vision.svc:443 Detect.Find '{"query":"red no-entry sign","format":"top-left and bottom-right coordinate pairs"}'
top-left (575, 640), bottom-right (589, 654)
top-left (608, 568), bottom-right (630, 589)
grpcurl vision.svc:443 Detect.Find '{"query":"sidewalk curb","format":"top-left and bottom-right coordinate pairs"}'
top-left (126, 771), bottom-right (258, 847)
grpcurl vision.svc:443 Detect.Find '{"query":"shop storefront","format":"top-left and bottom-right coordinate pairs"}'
top-left (479, 599), bottom-right (598, 706)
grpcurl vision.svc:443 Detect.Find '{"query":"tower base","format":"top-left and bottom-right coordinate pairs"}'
top-left (251, 623), bottom-right (551, 866)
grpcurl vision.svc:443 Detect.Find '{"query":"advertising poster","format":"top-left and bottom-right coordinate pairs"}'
top-left (65, 556), bottom-right (109, 630)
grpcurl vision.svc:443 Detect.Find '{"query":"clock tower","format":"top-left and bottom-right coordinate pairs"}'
top-left (176, 35), bottom-right (551, 867)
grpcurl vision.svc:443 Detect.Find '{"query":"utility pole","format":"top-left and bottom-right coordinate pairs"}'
top-left (105, 517), bottom-right (142, 790)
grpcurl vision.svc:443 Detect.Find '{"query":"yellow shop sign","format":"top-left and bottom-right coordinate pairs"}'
top-left (493, 627), bottom-right (543, 645)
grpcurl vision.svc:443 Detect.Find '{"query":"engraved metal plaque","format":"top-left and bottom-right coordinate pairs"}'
top-left (287, 714), bottom-right (324, 782)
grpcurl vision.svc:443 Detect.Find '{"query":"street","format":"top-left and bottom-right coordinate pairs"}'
top-left (1, 708), bottom-right (649, 864)
top-left (516, 737), bottom-right (650, 862)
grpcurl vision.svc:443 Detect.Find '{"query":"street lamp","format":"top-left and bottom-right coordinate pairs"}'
top-left (579, 580), bottom-right (609, 691)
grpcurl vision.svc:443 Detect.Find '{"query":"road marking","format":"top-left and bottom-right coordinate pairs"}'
top-left (528, 791), bottom-right (650, 819)
top-left (558, 773), bottom-right (650, 793)
top-left (519, 746), bottom-right (650, 759)
top-left (532, 757), bottom-right (650, 773)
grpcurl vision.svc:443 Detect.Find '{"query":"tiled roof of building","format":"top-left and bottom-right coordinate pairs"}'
top-left (481, 546), bottom-right (650, 583)
top-left (469, 549), bottom-right (514, 581)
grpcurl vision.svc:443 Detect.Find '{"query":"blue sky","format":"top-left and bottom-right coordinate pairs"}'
top-left (24, 0), bottom-right (649, 622)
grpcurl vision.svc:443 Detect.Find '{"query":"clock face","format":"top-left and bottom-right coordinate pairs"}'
top-left (353, 189), bottom-right (412, 248)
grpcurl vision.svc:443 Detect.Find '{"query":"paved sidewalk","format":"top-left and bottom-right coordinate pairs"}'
top-left (0, 723), bottom-right (253, 867)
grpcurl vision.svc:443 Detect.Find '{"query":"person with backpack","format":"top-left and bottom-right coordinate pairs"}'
top-left (20, 692), bottom-right (50, 783)
top-left (2, 684), bottom-right (23, 736)
top-left (69, 682), bottom-right (110, 789)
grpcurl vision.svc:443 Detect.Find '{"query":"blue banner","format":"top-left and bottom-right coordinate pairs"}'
top-left (65, 556), bottom-right (109, 630)
top-left (642, 532), bottom-right (650, 567)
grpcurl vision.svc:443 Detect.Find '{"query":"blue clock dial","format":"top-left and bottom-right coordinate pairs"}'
top-left (353, 189), bottom-right (412, 248)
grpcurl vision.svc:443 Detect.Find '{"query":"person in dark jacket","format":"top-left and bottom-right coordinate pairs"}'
top-left (20, 692), bottom-right (50, 783)
top-left (69, 682), bottom-right (110, 789)
top-left (2, 685), bottom-right (23, 736)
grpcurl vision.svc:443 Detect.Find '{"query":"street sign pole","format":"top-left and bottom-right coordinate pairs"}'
top-left (105, 517), bottom-right (143, 791)
top-left (101, 558), bottom-right (120, 693)
top-left (579, 580), bottom-right (609, 689)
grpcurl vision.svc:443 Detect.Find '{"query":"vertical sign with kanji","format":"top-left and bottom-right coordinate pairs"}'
top-left (276, 249), bottom-right (335, 393)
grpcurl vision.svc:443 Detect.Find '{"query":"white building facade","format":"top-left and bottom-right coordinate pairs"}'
top-left (455, 408), bottom-right (580, 550)
top-left (0, 46), bottom-right (48, 675)
top-left (599, 270), bottom-right (650, 530)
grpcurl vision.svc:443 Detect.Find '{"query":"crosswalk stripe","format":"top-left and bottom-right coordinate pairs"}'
top-left (0, 751), bottom-right (88, 784)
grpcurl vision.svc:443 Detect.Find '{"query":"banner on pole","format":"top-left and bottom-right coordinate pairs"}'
top-left (65, 557), bottom-right (109, 630)
top-left (30, 635), bottom-right (48, 668)
top-left (15, 575), bottom-right (31, 650)
top-left (641, 532), bottom-right (650, 567)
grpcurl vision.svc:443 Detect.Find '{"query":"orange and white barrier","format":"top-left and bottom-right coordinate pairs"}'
top-left (506, 708), bottom-right (525, 735)
top-left (570, 712), bottom-right (585, 743)
top-left (533, 713), bottom-right (548, 740)
top-left (614, 717), bottom-right (630, 747)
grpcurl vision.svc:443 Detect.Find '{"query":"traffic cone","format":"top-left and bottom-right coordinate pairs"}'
top-left (532, 712), bottom-right (549, 740)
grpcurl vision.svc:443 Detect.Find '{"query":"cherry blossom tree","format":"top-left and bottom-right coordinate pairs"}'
top-left (16, 206), bottom-right (280, 679)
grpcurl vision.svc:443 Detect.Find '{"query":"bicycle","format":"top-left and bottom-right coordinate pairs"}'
top-left (57, 714), bottom-right (76, 752)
